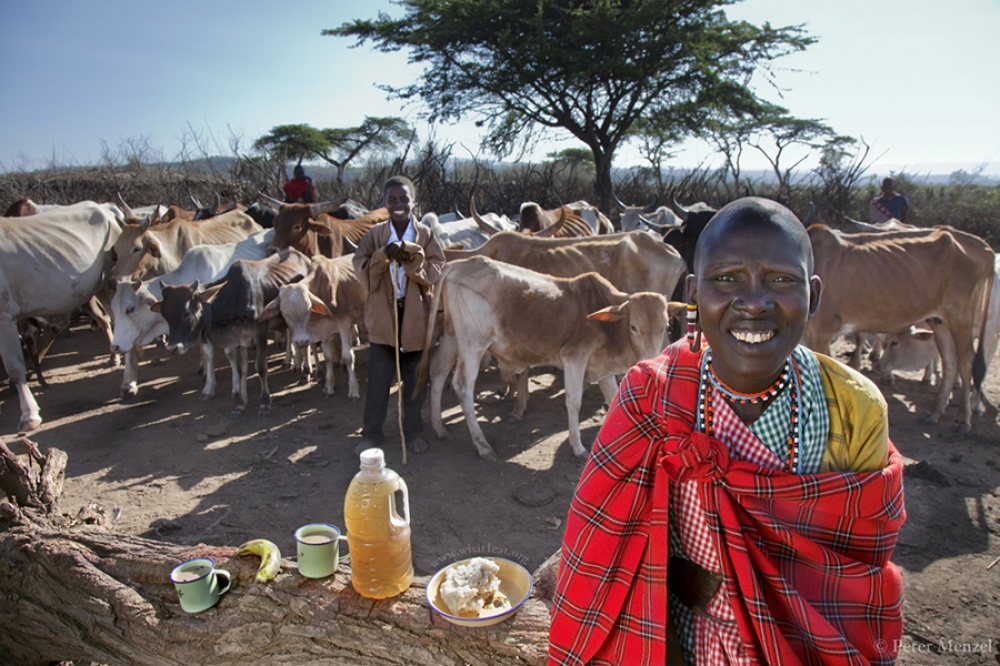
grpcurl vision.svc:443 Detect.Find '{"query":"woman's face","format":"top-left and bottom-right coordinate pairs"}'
top-left (689, 221), bottom-right (820, 393)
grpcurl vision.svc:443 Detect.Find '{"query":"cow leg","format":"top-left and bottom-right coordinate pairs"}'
top-left (953, 333), bottom-right (976, 432)
top-left (319, 338), bottom-right (337, 396)
top-left (561, 361), bottom-right (588, 458)
top-left (428, 332), bottom-right (459, 440)
top-left (85, 295), bottom-right (120, 368)
top-left (256, 328), bottom-right (271, 417)
top-left (847, 334), bottom-right (865, 370)
top-left (598, 375), bottom-right (620, 405)
top-left (452, 352), bottom-right (498, 461)
top-left (120, 347), bottom-right (141, 398)
top-left (0, 318), bottom-right (42, 431)
top-left (337, 324), bottom-right (359, 400)
top-left (200, 343), bottom-right (217, 399)
top-left (223, 346), bottom-right (240, 401)
top-left (508, 370), bottom-right (529, 422)
top-left (924, 325), bottom-right (958, 426)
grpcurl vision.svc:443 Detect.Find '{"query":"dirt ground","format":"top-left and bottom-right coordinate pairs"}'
top-left (2, 325), bottom-right (999, 665)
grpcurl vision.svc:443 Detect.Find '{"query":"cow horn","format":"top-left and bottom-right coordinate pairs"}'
top-left (642, 195), bottom-right (660, 214)
top-left (470, 197), bottom-right (500, 236)
top-left (190, 194), bottom-right (204, 210)
top-left (638, 214), bottom-right (671, 231)
top-left (611, 191), bottom-right (628, 212)
top-left (116, 192), bottom-right (136, 221)
top-left (309, 196), bottom-right (349, 219)
top-left (801, 202), bottom-right (815, 227)
top-left (535, 206), bottom-right (567, 237)
top-left (257, 192), bottom-right (285, 210)
top-left (669, 193), bottom-right (690, 221)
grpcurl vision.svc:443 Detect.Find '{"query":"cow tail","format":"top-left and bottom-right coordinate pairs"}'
top-left (413, 266), bottom-right (447, 398)
top-left (973, 263), bottom-right (997, 392)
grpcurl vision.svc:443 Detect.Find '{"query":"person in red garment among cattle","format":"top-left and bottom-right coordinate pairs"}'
top-left (283, 164), bottom-right (318, 204)
top-left (549, 197), bottom-right (906, 665)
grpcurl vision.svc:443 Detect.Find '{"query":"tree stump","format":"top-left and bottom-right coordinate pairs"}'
top-left (0, 439), bottom-right (555, 665)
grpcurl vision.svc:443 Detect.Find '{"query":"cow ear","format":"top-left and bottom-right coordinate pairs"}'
top-left (147, 237), bottom-right (161, 258)
top-left (260, 297), bottom-right (281, 321)
top-left (149, 300), bottom-right (161, 313)
top-left (310, 293), bottom-right (334, 316)
top-left (197, 282), bottom-right (226, 302)
top-left (587, 302), bottom-right (628, 322)
top-left (308, 220), bottom-right (333, 235)
top-left (666, 301), bottom-right (687, 317)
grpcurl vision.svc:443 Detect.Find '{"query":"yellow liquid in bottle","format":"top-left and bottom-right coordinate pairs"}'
top-left (344, 467), bottom-right (413, 599)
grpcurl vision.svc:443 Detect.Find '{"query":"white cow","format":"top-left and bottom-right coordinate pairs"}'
top-left (424, 211), bottom-right (517, 249)
top-left (260, 255), bottom-right (365, 398)
top-left (110, 229), bottom-right (273, 397)
top-left (0, 202), bottom-right (121, 431)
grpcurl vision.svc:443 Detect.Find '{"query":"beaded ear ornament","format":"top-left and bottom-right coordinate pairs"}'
top-left (686, 303), bottom-right (702, 352)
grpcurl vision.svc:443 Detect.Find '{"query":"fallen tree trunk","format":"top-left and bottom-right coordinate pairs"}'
top-left (0, 439), bottom-right (554, 665)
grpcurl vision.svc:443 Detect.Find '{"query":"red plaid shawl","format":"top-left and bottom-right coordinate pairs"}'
top-left (549, 342), bottom-right (905, 665)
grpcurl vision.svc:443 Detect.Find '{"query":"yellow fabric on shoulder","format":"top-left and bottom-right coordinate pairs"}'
top-left (815, 352), bottom-right (890, 473)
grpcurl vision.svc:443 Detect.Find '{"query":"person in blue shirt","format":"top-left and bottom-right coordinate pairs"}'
top-left (869, 177), bottom-right (910, 223)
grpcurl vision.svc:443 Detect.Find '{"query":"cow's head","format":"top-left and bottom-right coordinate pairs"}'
top-left (151, 280), bottom-right (224, 355)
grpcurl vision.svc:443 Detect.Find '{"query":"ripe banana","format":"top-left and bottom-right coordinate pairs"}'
top-left (237, 538), bottom-right (282, 583)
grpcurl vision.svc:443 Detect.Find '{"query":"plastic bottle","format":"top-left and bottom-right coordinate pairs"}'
top-left (344, 448), bottom-right (413, 598)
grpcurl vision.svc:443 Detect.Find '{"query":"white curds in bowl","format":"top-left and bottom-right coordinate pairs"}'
top-left (426, 557), bottom-right (533, 628)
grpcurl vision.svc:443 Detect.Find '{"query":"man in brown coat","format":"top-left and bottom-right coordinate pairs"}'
top-left (353, 176), bottom-right (445, 453)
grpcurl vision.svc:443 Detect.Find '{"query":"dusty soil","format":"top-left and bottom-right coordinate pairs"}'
top-left (3, 326), bottom-right (999, 665)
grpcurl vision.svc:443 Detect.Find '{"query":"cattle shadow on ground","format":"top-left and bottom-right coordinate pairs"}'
top-left (875, 373), bottom-right (1000, 573)
top-left (1, 326), bottom-right (592, 576)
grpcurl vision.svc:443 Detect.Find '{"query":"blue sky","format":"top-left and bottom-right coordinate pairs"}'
top-left (1, 0), bottom-right (998, 177)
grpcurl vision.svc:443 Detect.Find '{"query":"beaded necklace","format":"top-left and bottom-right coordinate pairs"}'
top-left (699, 349), bottom-right (803, 473)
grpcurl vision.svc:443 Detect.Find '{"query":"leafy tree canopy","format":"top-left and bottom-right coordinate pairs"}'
top-left (325, 0), bottom-right (815, 209)
top-left (253, 124), bottom-right (329, 166)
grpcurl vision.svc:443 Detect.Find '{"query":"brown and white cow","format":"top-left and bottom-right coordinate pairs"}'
top-left (875, 253), bottom-right (1000, 410)
top-left (260, 255), bottom-right (365, 399)
top-left (110, 208), bottom-right (262, 281)
top-left (804, 224), bottom-right (996, 432)
top-left (259, 194), bottom-right (387, 258)
top-left (443, 230), bottom-right (685, 306)
top-left (418, 255), bottom-right (674, 460)
top-left (152, 249), bottom-right (312, 416)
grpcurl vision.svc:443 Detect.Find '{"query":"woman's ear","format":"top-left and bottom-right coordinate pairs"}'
top-left (808, 275), bottom-right (822, 317)
top-left (685, 273), bottom-right (697, 304)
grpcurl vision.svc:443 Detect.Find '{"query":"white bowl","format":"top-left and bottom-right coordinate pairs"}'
top-left (426, 557), bottom-right (533, 627)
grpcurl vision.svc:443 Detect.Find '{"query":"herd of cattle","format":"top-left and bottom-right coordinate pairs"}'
top-left (1, 192), bottom-right (997, 459)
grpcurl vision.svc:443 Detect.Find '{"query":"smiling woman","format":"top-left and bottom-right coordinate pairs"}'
top-left (549, 197), bottom-right (906, 665)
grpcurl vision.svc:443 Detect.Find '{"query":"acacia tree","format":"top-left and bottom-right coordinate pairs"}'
top-left (252, 124), bottom-right (330, 184)
top-left (325, 0), bottom-right (815, 212)
top-left (748, 110), bottom-right (836, 204)
top-left (320, 116), bottom-right (416, 184)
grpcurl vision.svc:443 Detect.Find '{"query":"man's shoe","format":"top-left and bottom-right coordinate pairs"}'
top-left (354, 437), bottom-right (385, 456)
top-left (406, 436), bottom-right (429, 454)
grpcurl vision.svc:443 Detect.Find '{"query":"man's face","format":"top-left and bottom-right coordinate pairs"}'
top-left (384, 183), bottom-right (414, 226)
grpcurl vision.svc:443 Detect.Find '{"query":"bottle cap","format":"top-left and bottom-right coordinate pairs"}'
top-left (360, 447), bottom-right (385, 468)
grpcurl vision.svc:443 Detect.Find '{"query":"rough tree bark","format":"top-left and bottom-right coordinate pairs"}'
top-left (0, 439), bottom-right (556, 666)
